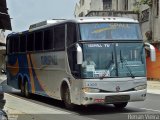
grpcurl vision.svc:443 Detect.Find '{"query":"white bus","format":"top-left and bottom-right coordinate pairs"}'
top-left (6, 17), bottom-right (156, 109)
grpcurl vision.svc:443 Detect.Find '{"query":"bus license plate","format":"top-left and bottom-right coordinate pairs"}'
top-left (105, 95), bottom-right (130, 103)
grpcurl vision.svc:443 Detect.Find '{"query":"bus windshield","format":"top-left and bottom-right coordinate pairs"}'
top-left (79, 23), bottom-right (142, 40)
top-left (81, 43), bottom-right (146, 78)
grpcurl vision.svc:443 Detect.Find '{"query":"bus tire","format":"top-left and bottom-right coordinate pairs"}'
top-left (24, 81), bottom-right (30, 98)
top-left (64, 87), bottom-right (74, 110)
top-left (113, 102), bottom-right (128, 109)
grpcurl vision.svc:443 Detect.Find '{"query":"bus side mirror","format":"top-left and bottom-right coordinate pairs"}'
top-left (76, 44), bottom-right (83, 64)
top-left (145, 43), bottom-right (156, 62)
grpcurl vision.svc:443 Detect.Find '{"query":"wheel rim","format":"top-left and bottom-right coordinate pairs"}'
top-left (64, 88), bottom-right (71, 105)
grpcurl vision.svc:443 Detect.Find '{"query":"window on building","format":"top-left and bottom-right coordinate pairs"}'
top-left (27, 33), bottom-right (34, 51)
top-left (35, 31), bottom-right (43, 51)
top-left (80, 0), bottom-right (84, 6)
top-left (54, 25), bottom-right (65, 50)
top-left (156, 0), bottom-right (159, 16)
top-left (103, 0), bottom-right (112, 10)
top-left (124, 0), bottom-right (128, 10)
top-left (44, 28), bottom-right (54, 50)
top-left (20, 35), bottom-right (27, 52)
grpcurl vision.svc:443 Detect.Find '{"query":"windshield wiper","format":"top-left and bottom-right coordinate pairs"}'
top-left (120, 51), bottom-right (135, 78)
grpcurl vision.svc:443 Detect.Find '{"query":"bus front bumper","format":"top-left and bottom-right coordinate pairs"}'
top-left (80, 89), bottom-right (146, 105)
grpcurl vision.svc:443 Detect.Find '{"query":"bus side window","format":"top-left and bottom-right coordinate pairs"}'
top-left (35, 31), bottom-right (43, 51)
top-left (13, 36), bottom-right (19, 53)
top-left (67, 23), bottom-right (77, 47)
top-left (27, 33), bottom-right (34, 52)
top-left (20, 35), bottom-right (27, 52)
top-left (54, 25), bottom-right (65, 50)
top-left (7, 38), bottom-right (12, 54)
top-left (44, 29), bottom-right (54, 50)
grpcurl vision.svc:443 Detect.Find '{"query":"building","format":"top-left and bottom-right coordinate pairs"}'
top-left (0, 30), bottom-right (5, 74)
top-left (0, 0), bottom-right (12, 30)
top-left (74, 0), bottom-right (137, 17)
top-left (0, 0), bottom-right (11, 74)
top-left (74, 0), bottom-right (112, 17)
top-left (136, 0), bottom-right (160, 80)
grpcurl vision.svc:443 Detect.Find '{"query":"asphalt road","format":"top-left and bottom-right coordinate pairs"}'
top-left (5, 93), bottom-right (160, 120)
top-left (1, 76), bottom-right (160, 120)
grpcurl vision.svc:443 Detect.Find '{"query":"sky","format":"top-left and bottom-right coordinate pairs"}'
top-left (6, 0), bottom-right (78, 33)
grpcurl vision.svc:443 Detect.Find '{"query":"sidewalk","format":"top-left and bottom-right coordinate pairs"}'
top-left (147, 81), bottom-right (160, 94)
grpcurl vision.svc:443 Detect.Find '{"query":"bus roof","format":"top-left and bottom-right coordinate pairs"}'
top-left (7, 17), bottom-right (139, 37)
top-left (74, 17), bottom-right (139, 23)
top-left (28, 17), bottom-right (138, 30)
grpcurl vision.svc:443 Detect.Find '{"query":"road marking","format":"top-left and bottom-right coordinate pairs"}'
top-left (140, 108), bottom-right (160, 113)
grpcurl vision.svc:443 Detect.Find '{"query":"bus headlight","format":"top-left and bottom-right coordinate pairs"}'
top-left (135, 84), bottom-right (147, 91)
top-left (82, 87), bottom-right (100, 93)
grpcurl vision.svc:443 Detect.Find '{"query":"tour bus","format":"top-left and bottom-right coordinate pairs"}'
top-left (6, 17), bottom-right (156, 109)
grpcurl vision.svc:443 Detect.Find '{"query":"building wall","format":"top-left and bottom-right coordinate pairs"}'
top-left (74, 0), bottom-right (138, 16)
top-left (75, 0), bottom-right (104, 17)
top-left (128, 0), bottom-right (136, 10)
top-left (111, 0), bottom-right (117, 10)
top-left (136, 0), bottom-right (160, 80)
top-left (74, 0), bottom-right (91, 17)
top-left (137, 1), bottom-right (160, 43)
top-left (112, 0), bottom-right (136, 11)
top-left (0, 30), bottom-right (6, 74)
top-left (90, 0), bottom-right (103, 11)
top-left (75, 0), bottom-right (108, 17)
top-left (0, 30), bottom-right (5, 44)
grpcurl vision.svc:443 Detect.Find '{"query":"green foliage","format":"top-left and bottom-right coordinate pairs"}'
top-left (139, 0), bottom-right (152, 6)
top-left (133, 0), bottom-right (152, 13)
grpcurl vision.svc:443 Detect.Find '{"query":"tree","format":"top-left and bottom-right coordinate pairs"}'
top-left (133, 0), bottom-right (152, 13)
top-left (140, 0), bottom-right (152, 6)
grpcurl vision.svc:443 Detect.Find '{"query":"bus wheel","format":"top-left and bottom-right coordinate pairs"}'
top-left (113, 102), bottom-right (128, 109)
top-left (24, 81), bottom-right (30, 98)
top-left (64, 87), bottom-right (74, 110)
